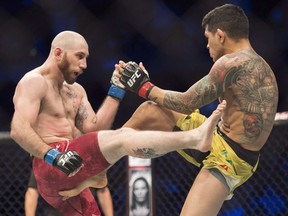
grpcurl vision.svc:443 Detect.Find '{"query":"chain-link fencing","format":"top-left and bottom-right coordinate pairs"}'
top-left (0, 123), bottom-right (287, 216)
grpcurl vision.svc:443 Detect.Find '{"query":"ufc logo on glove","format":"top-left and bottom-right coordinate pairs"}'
top-left (127, 71), bottom-right (142, 87)
top-left (120, 62), bottom-right (154, 98)
top-left (59, 151), bottom-right (74, 166)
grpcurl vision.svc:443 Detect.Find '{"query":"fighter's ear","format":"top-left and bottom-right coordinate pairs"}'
top-left (54, 47), bottom-right (63, 59)
top-left (216, 28), bottom-right (226, 44)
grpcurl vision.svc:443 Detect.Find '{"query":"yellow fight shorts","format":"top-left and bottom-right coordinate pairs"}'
top-left (176, 110), bottom-right (260, 200)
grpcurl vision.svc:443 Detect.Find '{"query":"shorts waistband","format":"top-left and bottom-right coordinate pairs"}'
top-left (217, 128), bottom-right (260, 167)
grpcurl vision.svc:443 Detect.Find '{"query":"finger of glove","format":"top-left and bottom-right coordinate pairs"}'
top-left (121, 71), bottom-right (133, 80)
top-left (70, 151), bottom-right (83, 161)
top-left (59, 160), bottom-right (80, 175)
top-left (129, 61), bottom-right (139, 69)
top-left (122, 67), bottom-right (135, 77)
top-left (71, 155), bottom-right (83, 167)
top-left (55, 152), bottom-right (82, 168)
top-left (121, 69), bottom-right (137, 86)
top-left (64, 161), bottom-right (75, 171)
top-left (62, 154), bottom-right (82, 168)
top-left (125, 63), bottom-right (147, 79)
top-left (111, 70), bottom-right (125, 89)
top-left (64, 159), bottom-right (84, 177)
top-left (120, 71), bottom-right (134, 84)
top-left (125, 62), bottom-right (139, 73)
top-left (137, 67), bottom-right (149, 77)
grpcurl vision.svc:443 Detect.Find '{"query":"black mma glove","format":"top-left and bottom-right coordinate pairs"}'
top-left (120, 62), bottom-right (154, 99)
top-left (44, 149), bottom-right (83, 177)
top-left (108, 69), bottom-right (126, 101)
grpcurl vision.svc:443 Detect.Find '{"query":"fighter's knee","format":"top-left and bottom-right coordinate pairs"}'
top-left (124, 101), bottom-right (167, 129)
top-left (115, 127), bottom-right (135, 134)
top-left (137, 101), bottom-right (159, 116)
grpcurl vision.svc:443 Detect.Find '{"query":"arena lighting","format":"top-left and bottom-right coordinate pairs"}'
top-left (274, 111), bottom-right (288, 125)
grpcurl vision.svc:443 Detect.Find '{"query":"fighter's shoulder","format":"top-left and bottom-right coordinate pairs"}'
top-left (212, 51), bottom-right (250, 71)
top-left (18, 69), bottom-right (47, 88)
top-left (66, 82), bottom-right (85, 91)
top-left (64, 82), bottom-right (87, 97)
top-left (71, 82), bottom-right (84, 89)
top-left (14, 70), bottom-right (48, 100)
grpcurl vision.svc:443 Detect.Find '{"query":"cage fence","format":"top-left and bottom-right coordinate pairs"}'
top-left (0, 123), bottom-right (287, 216)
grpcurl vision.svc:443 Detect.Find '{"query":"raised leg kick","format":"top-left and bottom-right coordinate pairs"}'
top-left (98, 100), bottom-right (226, 164)
top-left (59, 100), bottom-right (226, 200)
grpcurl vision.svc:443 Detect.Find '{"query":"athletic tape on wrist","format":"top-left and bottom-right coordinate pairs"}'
top-left (138, 82), bottom-right (154, 98)
top-left (108, 85), bottom-right (126, 101)
top-left (44, 148), bottom-right (60, 165)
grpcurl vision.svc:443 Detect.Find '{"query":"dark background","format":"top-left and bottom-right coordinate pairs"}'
top-left (0, 1), bottom-right (287, 216)
top-left (0, 0), bottom-right (287, 130)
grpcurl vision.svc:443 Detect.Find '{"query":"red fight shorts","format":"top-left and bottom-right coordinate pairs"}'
top-left (33, 131), bottom-right (111, 216)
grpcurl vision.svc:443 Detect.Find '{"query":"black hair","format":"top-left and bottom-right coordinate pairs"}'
top-left (202, 4), bottom-right (249, 40)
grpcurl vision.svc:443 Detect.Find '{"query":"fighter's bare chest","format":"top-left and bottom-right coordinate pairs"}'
top-left (43, 85), bottom-right (81, 118)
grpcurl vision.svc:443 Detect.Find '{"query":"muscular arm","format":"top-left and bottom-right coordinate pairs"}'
top-left (10, 75), bottom-right (51, 159)
top-left (145, 54), bottom-right (252, 114)
top-left (149, 76), bottom-right (218, 114)
top-left (147, 63), bottom-right (223, 114)
top-left (75, 85), bottom-right (121, 133)
top-left (92, 96), bottom-right (121, 130)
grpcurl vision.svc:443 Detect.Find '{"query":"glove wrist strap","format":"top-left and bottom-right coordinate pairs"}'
top-left (44, 148), bottom-right (60, 165)
top-left (138, 82), bottom-right (155, 98)
top-left (108, 85), bottom-right (126, 101)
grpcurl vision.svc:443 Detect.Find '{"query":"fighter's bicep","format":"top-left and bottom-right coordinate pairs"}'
top-left (183, 75), bottom-right (218, 108)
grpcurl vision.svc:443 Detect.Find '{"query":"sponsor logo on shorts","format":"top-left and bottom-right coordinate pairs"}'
top-left (220, 164), bottom-right (229, 171)
top-left (56, 144), bottom-right (60, 150)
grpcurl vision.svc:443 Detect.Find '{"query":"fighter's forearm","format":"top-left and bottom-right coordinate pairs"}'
top-left (10, 116), bottom-right (50, 159)
top-left (94, 96), bottom-right (120, 130)
top-left (148, 87), bottom-right (196, 114)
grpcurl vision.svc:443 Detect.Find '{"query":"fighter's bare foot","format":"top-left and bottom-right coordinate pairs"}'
top-left (195, 100), bottom-right (226, 152)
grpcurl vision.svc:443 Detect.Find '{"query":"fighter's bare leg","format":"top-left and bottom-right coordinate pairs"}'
top-left (180, 168), bottom-right (229, 216)
top-left (99, 100), bottom-right (226, 164)
top-left (60, 101), bottom-right (225, 200)
top-left (123, 101), bottom-right (182, 131)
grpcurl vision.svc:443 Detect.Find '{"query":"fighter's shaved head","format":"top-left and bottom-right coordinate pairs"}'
top-left (50, 31), bottom-right (88, 53)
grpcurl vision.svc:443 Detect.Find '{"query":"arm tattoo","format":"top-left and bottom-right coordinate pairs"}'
top-left (163, 76), bottom-right (218, 114)
top-left (132, 148), bottom-right (161, 158)
top-left (163, 92), bottom-right (189, 113)
top-left (75, 102), bottom-right (88, 131)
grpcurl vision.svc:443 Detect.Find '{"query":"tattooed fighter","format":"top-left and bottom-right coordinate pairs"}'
top-left (117, 4), bottom-right (279, 216)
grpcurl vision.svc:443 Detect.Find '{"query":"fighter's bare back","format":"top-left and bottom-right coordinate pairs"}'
top-left (211, 49), bottom-right (278, 151)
